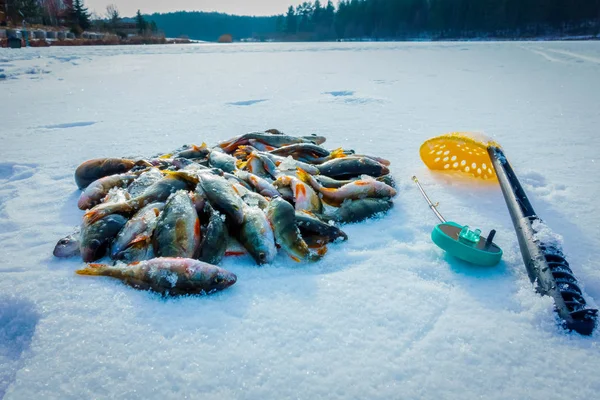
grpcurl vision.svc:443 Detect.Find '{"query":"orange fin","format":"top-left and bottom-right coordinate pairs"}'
top-left (129, 234), bottom-right (150, 246)
top-left (329, 148), bottom-right (347, 159)
top-left (75, 264), bottom-right (107, 276)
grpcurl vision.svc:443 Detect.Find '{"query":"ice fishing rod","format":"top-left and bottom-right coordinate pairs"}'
top-left (419, 132), bottom-right (597, 335)
top-left (412, 176), bottom-right (503, 267)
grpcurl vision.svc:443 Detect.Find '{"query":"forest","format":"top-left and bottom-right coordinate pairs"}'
top-left (147, 0), bottom-right (600, 41)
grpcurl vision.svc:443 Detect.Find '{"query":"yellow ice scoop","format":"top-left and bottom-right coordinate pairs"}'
top-left (419, 132), bottom-right (501, 180)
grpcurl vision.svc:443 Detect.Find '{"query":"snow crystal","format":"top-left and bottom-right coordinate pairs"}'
top-left (531, 219), bottom-right (564, 249)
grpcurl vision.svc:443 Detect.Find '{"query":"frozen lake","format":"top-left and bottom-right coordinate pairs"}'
top-left (1, 41), bottom-right (600, 399)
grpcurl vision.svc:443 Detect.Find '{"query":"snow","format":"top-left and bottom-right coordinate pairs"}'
top-left (1, 41), bottom-right (600, 399)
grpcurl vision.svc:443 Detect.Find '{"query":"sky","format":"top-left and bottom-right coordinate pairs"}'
top-left (86, 1), bottom-right (306, 18)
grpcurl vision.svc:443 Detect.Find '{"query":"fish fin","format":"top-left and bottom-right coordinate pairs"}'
top-left (162, 170), bottom-right (199, 184)
top-left (159, 153), bottom-right (173, 159)
top-left (237, 160), bottom-right (248, 170)
top-left (75, 264), bottom-right (108, 276)
top-left (317, 246), bottom-right (328, 257)
top-left (225, 251), bottom-right (247, 256)
top-left (329, 148), bottom-right (347, 159)
top-left (295, 168), bottom-right (311, 184)
top-left (153, 208), bottom-right (160, 217)
top-left (129, 234), bottom-right (151, 246)
top-left (290, 256), bottom-right (302, 262)
top-left (354, 180), bottom-right (371, 186)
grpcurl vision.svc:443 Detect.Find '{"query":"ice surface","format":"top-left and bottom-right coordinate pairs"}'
top-left (1, 41), bottom-right (600, 399)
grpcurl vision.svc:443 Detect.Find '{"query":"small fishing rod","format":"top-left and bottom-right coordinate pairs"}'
top-left (412, 176), bottom-right (502, 267)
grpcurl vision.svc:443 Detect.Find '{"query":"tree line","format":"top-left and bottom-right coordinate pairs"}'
top-left (144, 11), bottom-right (277, 42)
top-left (278, 0), bottom-right (600, 40)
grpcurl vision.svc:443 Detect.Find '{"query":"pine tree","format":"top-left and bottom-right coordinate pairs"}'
top-left (285, 6), bottom-right (297, 34)
top-left (69, 0), bottom-right (91, 32)
top-left (7, 0), bottom-right (42, 22)
top-left (136, 10), bottom-right (148, 35)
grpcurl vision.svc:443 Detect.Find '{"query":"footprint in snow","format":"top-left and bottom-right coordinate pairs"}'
top-left (0, 163), bottom-right (38, 182)
top-left (323, 90), bottom-right (355, 97)
top-left (227, 99), bottom-right (268, 106)
top-left (0, 296), bottom-right (40, 399)
top-left (40, 121), bottom-right (97, 129)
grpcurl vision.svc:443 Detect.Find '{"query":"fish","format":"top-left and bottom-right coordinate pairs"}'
top-left (74, 158), bottom-right (140, 189)
top-left (377, 174), bottom-right (396, 188)
top-left (110, 202), bottom-right (164, 260)
top-left (232, 184), bottom-right (270, 210)
top-left (83, 174), bottom-right (191, 225)
top-left (127, 168), bottom-right (164, 198)
top-left (80, 214), bottom-right (128, 262)
top-left (199, 174), bottom-right (245, 225)
top-left (209, 150), bottom-right (238, 173)
top-left (295, 211), bottom-right (348, 243)
top-left (316, 157), bottom-right (389, 179)
top-left (177, 143), bottom-right (210, 159)
top-left (238, 148), bottom-right (320, 178)
top-left (238, 205), bottom-right (277, 265)
top-left (248, 139), bottom-right (276, 152)
top-left (274, 175), bottom-right (322, 213)
top-left (314, 175), bottom-right (356, 189)
top-left (117, 239), bottom-right (155, 263)
top-left (222, 172), bottom-right (253, 191)
top-left (296, 168), bottom-right (396, 207)
top-left (153, 191), bottom-right (201, 258)
top-left (77, 172), bottom-right (141, 210)
top-left (270, 143), bottom-right (330, 158)
top-left (315, 174), bottom-right (396, 189)
top-left (196, 206), bottom-right (229, 265)
top-left (217, 132), bottom-right (326, 154)
top-left (266, 196), bottom-right (325, 262)
top-left (102, 187), bottom-right (131, 204)
top-left (331, 198), bottom-right (394, 223)
top-left (75, 258), bottom-right (237, 296)
top-left (235, 170), bottom-right (279, 198)
top-left (53, 228), bottom-right (81, 258)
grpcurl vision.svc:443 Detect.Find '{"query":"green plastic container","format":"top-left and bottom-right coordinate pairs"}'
top-left (432, 221), bottom-right (503, 266)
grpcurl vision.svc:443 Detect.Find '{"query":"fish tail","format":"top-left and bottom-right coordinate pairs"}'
top-left (76, 263), bottom-right (109, 276)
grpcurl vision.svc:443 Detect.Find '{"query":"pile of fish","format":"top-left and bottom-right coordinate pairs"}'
top-left (54, 130), bottom-right (397, 296)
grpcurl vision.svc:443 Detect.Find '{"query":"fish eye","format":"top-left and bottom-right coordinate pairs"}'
top-left (214, 277), bottom-right (222, 284)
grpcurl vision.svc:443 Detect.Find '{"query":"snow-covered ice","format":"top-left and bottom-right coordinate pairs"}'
top-left (1, 41), bottom-right (600, 399)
